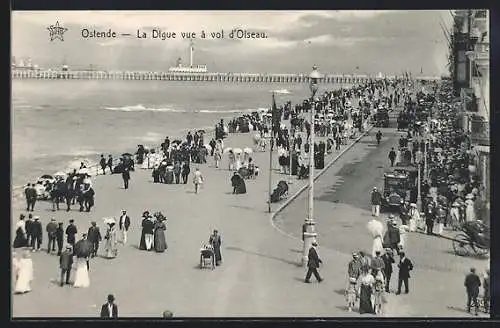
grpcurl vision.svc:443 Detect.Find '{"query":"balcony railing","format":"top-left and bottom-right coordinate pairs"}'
top-left (474, 10), bottom-right (487, 18)
top-left (475, 42), bottom-right (489, 61)
top-left (470, 118), bottom-right (489, 146)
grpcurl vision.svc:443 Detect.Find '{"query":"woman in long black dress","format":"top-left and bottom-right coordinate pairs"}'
top-left (153, 213), bottom-right (167, 253)
top-left (139, 211), bottom-right (150, 250)
top-left (231, 172), bottom-right (246, 194)
top-left (358, 268), bottom-right (376, 314)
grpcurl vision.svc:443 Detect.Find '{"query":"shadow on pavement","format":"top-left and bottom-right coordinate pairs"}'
top-left (225, 246), bottom-right (302, 267)
top-left (446, 306), bottom-right (473, 314)
top-left (333, 288), bottom-right (346, 296)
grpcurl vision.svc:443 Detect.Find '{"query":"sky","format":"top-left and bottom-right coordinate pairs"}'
top-left (11, 10), bottom-right (454, 76)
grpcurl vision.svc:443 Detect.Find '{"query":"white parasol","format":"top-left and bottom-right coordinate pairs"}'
top-left (103, 217), bottom-right (116, 225)
top-left (367, 219), bottom-right (384, 238)
top-left (252, 133), bottom-right (262, 143)
top-left (54, 171), bottom-right (67, 179)
top-left (243, 147), bottom-right (253, 154)
top-left (233, 148), bottom-right (243, 154)
top-left (204, 144), bottom-right (212, 150)
top-left (83, 178), bottom-right (92, 185)
top-left (78, 168), bottom-right (89, 175)
top-left (224, 147), bottom-right (233, 153)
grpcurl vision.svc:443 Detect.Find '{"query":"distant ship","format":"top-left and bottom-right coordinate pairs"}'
top-left (168, 39), bottom-right (207, 73)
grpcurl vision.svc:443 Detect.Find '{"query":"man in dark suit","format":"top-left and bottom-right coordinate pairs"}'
top-left (31, 216), bottom-right (43, 251)
top-left (87, 221), bottom-right (102, 258)
top-left (59, 246), bottom-right (74, 286)
top-left (464, 268), bottom-right (481, 315)
top-left (46, 218), bottom-right (58, 254)
top-left (304, 242), bottom-right (323, 283)
top-left (396, 251), bottom-right (413, 295)
top-left (122, 167), bottom-right (130, 189)
top-left (100, 294), bottom-right (118, 318)
top-left (425, 203), bottom-right (436, 235)
top-left (66, 219), bottom-right (78, 250)
top-left (118, 210), bottom-right (131, 245)
top-left (382, 248), bottom-right (395, 292)
top-left (55, 222), bottom-right (64, 256)
top-left (25, 183), bottom-right (37, 212)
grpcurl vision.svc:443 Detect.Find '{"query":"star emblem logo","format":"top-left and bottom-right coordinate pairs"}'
top-left (47, 21), bottom-right (68, 41)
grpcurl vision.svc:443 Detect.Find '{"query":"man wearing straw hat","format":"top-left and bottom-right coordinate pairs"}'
top-left (87, 221), bottom-right (102, 258)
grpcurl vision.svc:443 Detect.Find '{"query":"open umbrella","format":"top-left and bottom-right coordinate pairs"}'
top-left (243, 147), bottom-right (253, 154)
top-left (224, 147), bottom-right (233, 153)
top-left (252, 134), bottom-right (261, 143)
top-left (204, 144), bottom-right (212, 150)
top-left (233, 148), bottom-right (243, 154)
top-left (40, 174), bottom-right (54, 180)
top-left (78, 168), bottom-right (89, 175)
top-left (103, 217), bottom-right (116, 225)
top-left (74, 239), bottom-right (93, 258)
top-left (122, 153), bottom-right (133, 157)
top-left (172, 139), bottom-right (182, 145)
top-left (367, 219), bottom-right (384, 237)
top-left (54, 171), bottom-right (67, 179)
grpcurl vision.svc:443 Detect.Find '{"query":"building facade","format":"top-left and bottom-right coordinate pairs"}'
top-left (451, 9), bottom-right (490, 211)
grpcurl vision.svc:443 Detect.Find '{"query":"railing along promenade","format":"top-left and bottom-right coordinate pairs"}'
top-left (11, 69), bottom-right (440, 84)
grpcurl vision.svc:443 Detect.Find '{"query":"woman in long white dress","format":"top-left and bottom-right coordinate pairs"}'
top-left (14, 250), bottom-right (34, 294)
top-left (104, 223), bottom-right (118, 259)
top-left (234, 152), bottom-right (242, 171)
top-left (367, 220), bottom-right (384, 258)
top-left (73, 257), bottom-right (90, 288)
top-left (408, 203), bottom-right (419, 232)
top-left (465, 199), bottom-right (476, 222)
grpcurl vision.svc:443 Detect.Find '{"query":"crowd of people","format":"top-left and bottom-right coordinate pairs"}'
top-left (13, 76), bottom-right (489, 317)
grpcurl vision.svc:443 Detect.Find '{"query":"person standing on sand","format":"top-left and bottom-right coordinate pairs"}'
top-left (193, 167), bottom-right (204, 194)
top-left (100, 154), bottom-right (107, 175)
top-left (122, 167), bottom-right (130, 189)
top-left (107, 155), bottom-right (114, 174)
top-left (173, 161), bottom-right (181, 184)
top-left (181, 162), bottom-right (190, 184)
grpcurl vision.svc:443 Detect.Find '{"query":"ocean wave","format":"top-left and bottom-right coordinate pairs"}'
top-left (272, 89), bottom-right (292, 95)
top-left (104, 104), bottom-right (268, 115)
top-left (198, 108), bottom-right (258, 114)
top-left (105, 104), bottom-right (187, 113)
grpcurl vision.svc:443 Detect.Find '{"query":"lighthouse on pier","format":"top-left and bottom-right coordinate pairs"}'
top-left (169, 39), bottom-right (207, 73)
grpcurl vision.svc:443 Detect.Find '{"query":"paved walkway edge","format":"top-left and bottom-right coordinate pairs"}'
top-left (269, 125), bottom-right (375, 241)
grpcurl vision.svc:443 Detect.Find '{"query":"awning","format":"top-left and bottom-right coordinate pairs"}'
top-left (475, 145), bottom-right (490, 154)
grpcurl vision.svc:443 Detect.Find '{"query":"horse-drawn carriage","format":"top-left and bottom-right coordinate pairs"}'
top-left (452, 221), bottom-right (490, 257)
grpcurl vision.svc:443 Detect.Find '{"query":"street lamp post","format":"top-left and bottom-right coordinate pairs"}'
top-left (288, 125), bottom-right (294, 185)
top-left (302, 65), bottom-right (322, 267)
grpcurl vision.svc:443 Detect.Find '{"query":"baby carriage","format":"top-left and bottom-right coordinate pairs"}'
top-left (199, 244), bottom-right (215, 270)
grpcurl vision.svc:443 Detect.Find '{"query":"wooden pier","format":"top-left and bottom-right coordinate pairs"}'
top-left (11, 69), bottom-right (439, 83)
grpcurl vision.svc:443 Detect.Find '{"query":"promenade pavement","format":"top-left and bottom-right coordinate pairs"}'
top-left (274, 123), bottom-right (490, 317)
top-left (12, 117), bottom-right (372, 317)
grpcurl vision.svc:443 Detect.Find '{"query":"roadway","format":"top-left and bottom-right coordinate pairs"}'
top-left (274, 114), bottom-right (490, 317)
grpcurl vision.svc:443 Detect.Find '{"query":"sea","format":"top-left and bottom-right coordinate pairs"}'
top-left (12, 79), bottom-right (344, 189)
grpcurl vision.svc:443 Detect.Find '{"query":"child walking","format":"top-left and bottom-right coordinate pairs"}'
top-left (345, 277), bottom-right (358, 312)
top-left (373, 270), bottom-right (386, 315)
